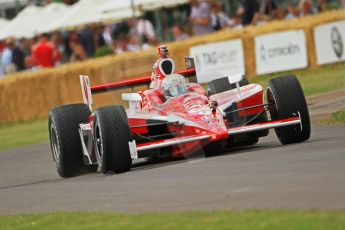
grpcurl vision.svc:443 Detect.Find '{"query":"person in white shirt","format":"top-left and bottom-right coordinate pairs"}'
top-left (136, 13), bottom-right (156, 41)
top-left (285, 5), bottom-right (299, 20)
top-left (1, 37), bottom-right (16, 75)
top-left (211, 3), bottom-right (232, 31)
top-left (299, 0), bottom-right (318, 17)
top-left (189, 0), bottom-right (214, 35)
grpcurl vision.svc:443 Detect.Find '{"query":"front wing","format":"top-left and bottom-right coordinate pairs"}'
top-left (128, 116), bottom-right (301, 159)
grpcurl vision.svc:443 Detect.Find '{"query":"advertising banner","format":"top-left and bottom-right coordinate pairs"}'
top-left (255, 30), bottom-right (308, 75)
top-left (190, 39), bottom-right (245, 84)
top-left (314, 20), bottom-right (345, 65)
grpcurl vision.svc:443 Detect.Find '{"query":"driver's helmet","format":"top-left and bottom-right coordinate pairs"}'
top-left (161, 74), bottom-right (188, 97)
top-left (157, 45), bottom-right (169, 58)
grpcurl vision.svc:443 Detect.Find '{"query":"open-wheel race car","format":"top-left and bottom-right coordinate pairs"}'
top-left (48, 46), bottom-right (310, 178)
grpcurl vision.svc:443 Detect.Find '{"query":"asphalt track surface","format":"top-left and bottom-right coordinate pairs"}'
top-left (0, 125), bottom-right (344, 214)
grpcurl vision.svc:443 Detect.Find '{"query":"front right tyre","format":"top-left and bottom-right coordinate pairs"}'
top-left (93, 105), bottom-right (132, 174)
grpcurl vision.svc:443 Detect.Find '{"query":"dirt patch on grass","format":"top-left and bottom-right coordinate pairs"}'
top-left (307, 89), bottom-right (345, 123)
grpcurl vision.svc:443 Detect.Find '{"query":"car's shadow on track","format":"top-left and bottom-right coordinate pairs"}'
top-left (129, 142), bottom-right (278, 171)
top-left (128, 138), bottom-right (315, 173)
top-left (131, 157), bottom-right (185, 171)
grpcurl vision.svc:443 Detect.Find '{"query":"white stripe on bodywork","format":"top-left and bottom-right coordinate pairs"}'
top-left (128, 134), bottom-right (210, 156)
top-left (210, 84), bottom-right (263, 111)
top-left (228, 118), bottom-right (301, 135)
top-left (127, 113), bottom-right (205, 129)
top-left (80, 75), bottom-right (93, 111)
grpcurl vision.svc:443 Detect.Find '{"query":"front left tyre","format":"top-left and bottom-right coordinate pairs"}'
top-left (48, 103), bottom-right (91, 178)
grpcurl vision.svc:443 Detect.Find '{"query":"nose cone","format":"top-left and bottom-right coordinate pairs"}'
top-left (187, 107), bottom-right (228, 139)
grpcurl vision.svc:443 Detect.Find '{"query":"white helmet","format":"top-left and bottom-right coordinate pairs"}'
top-left (161, 74), bottom-right (188, 97)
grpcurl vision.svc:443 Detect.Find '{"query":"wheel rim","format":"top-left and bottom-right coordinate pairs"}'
top-left (267, 87), bottom-right (280, 137)
top-left (50, 125), bottom-right (60, 167)
top-left (267, 88), bottom-right (278, 118)
top-left (94, 120), bottom-right (104, 170)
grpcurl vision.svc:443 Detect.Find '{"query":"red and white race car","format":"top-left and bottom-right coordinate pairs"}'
top-left (49, 46), bottom-right (310, 177)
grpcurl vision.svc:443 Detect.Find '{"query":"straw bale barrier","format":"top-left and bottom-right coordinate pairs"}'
top-left (0, 10), bottom-right (344, 122)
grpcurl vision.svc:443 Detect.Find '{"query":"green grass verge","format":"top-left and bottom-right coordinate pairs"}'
top-left (0, 211), bottom-right (344, 230)
top-left (323, 109), bottom-right (345, 124)
top-left (0, 119), bottom-right (48, 152)
top-left (251, 63), bottom-right (345, 96)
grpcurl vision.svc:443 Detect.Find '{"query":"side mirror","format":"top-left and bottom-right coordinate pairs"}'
top-left (227, 73), bottom-right (245, 98)
top-left (184, 57), bottom-right (195, 70)
top-left (122, 93), bottom-right (142, 115)
top-left (227, 73), bottom-right (244, 84)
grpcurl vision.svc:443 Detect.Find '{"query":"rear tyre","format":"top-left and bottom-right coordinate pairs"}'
top-left (209, 76), bottom-right (262, 146)
top-left (267, 75), bottom-right (310, 145)
top-left (93, 105), bottom-right (132, 174)
top-left (48, 103), bottom-right (91, 178)
top-left (208, 76), bottom-right (249, 95)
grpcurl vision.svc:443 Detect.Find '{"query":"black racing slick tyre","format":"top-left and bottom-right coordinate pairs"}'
top-left (93, 105), bottom-right (132, 174)
top-left (208, 76), bottom-right (249, 95)
top-left (48, 103), bottom-right (91, 178)
top-left (267, 75), bottom-right (310, 145)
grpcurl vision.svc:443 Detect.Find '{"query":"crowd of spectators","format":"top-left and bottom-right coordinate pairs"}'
top-left (0, 0), bottom-right (344, 77)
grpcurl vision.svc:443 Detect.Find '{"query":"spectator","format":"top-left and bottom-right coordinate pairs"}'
top-left (102, 25), bottom-right (113, 46)
top-left (114, 34), bottom-right (129, 54)
top-left (79, 27), bottom-right (95, 57)
top-left (65, 31), bottom-right (78, 58)
top-left (136, 13), bottom-right (156, 42)
top-left (127, 35), bottom-right (141, 52)
top-left (230, 15), bottom-right (243, 29)
top-left (141, 35), bottom-right (153, 50)
top-left (259, 0), bottom-right (278, 21)
top-left (31, 33), bottom-right (61, 68)
top-left (318, 0), bottom-right (328, 11)
top-left (285, 6), bottom-right (300, 19)
top-left (51, 32), bottom-right (65, 64)
top-left (0, 50), bottom-right (4, 77)
top-left (211, 3), bottom-right (232, 31)
top-left (299, 0), bottom-right (318, 17)
top-left (171, 25), bottom-right (190, 41)
top-left (112, 20), bottom-right (130, 40)
top-left (69, 37), bottom-right (88, 62)
top-left (273, 7), bottom-right (287, 20)
top-left (237, 0), bottom-right (261, 26)
top-left (19, 38), bottom-right (32, 57)
top-left (21, 38), bottom-right (34, 70)
top-left (189, 0), bottom-right (213, 35)
top-left (12, 39), bottom-right (26, 71)
top-left (0, 40), bottom-right (5, 53)
top-left (1, 37), bottom-right (16, 75)
top-left (93, 25), bottom-right (106, 52)
top-left (127, 18), bottom-right (138, 37)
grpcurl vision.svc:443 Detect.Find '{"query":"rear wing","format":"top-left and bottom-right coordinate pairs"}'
top-left (79, 68), bottom-right (196, 111)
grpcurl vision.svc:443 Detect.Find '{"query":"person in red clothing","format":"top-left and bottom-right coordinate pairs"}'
top-left (31, 33), bottom-right (61, 68)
